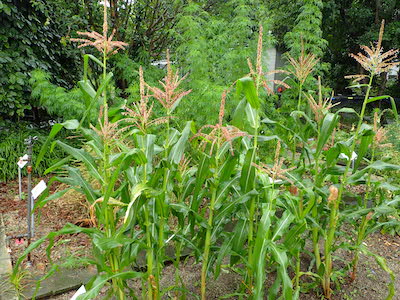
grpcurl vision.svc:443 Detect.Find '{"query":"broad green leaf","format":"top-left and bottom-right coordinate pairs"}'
top-left (215, 174), bottom-right (240, 208)
top-left (271, 211), bottom-right (294, 242)
top-left (80, 72), bottom-right (113, 125)
top-left (237, 77), bottom-right (260, 109)
top-left (36, 120), bottom-right (78, 168)
top-left (353, 125), bottom-right (374, 170)
top-left (93, 235), bottom-right (134, 252)
top-left (232, 99), bottom-right (252, 132)
top-left (215, 233), bottom-right (235, 278)
top-left (124, 183), bottom-right (149, 225)
top-left (335, 107), bottom-right (359, 116)
top-left (44, 155), bottom-right (71, 174)
top-left (137, 134), bottom-right (155, 172)
top-left (291, 110), bottom-right (317, 133)
top-left (169, 121), bottom-right (192, 164)
top-left (217, 152), bottom-right (239, 183)
top-left (34, 188), bottom-right (72, 210)
top-left (240, 148), bottom-right (256, 193)
top-left (316, 113), bottom-right (339, 157)
top-left (62, 119), bottom-right (79, 130)
top-left (252, 203), bottom-right (273, 299)
top-left (283, 220), bottom-right (307, 254)
top-left (56, 141), bottom-right (104, 183)
top-left (366, 95), bottom-right (391, 104)
top-left (269, 242), bottom-right (293, 300)
top-left (86, 54), bottom-right (104, 68)
top-left (78, 271), bottom-right (143, 300)
top-left (63, 166), bottom-right (97, 203)
top-left (78, 80), bottom-right (96, 108)
top-left (245, 102), bottom-right (259, 129)
top-left (347, 83), bottom-right (369, 89)
top-left (367, 161), bottom-right (400, 171)
top-left (230, 219), bottom-right (248, 265)
top-left (192, 154), bottom-right (210, 212)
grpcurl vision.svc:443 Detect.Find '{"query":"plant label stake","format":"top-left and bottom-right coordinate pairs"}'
top-left (17, 154), bottom-right (28, 201)
top-left (31, 180), bottom-right (47, 236)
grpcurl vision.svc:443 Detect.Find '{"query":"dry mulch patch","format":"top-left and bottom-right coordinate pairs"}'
top-left (0, 176), bottom-right (90, 273)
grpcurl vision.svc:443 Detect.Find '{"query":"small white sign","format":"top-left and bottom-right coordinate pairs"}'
top-left (17, 154), bottom-right (29, 169)
top-left (339, 151), bottom-right (358, 161)
top-left (31, 180), bottom-right (47, 200)
top-left (71, 285), bottom-right (86, 300)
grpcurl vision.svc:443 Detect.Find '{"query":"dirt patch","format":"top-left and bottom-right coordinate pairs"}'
top-left (0, 177), bottom-right (91, 271)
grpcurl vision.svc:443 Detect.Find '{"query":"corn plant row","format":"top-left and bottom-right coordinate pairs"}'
top-left (11, 6), bottom-right (400, 300)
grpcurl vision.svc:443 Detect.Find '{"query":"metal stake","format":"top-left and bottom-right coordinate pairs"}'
top-left (25, 136), bottom-right (34, 263)
top-left (18, 167), bottom-right (22, 201)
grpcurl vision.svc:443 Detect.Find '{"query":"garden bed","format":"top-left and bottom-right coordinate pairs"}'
top-left (1, 177), bottom-right (399, 299)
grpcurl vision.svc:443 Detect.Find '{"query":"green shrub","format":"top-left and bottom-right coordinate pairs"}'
top-left (0, 121), bottom-right (71, 182)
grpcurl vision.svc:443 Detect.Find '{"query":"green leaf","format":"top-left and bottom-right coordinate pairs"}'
top-left (353, 125), bottom-right (374, 170)
top-left (62, 119), bottom-right (79, 130)
top-left (169, 121), bottom-right (192, 164)
top-left (34, 188), bottom-right (72, 210)
top-left (80, 72), bottom-right (113, 125)
top-left (237, 77), bottom-right (260, 109)
top-left (44, 156), bottom-right (72, 174)
top-left (56, 141), bottom-right (104, 183)
top-left (269, 242), bottom-right (293, 300)
top-left (192, 154), bottom-right (210, 212)
top-left (245, 102), bottom-right (259, 129)
top-left (62, 166), bottom-right (97, 203)
top-left (78, 271), bottom-right (144, 300)
top-left (93, 235), bottom-right (134, 252)
top-left (78, 80), bottom-right (96, 108)
top-left (137, 134), bottom-right (155, 172)
top-left (283, 221), bottom-right (307, 254)
top-left (230, 219), bottom-right (248, 265)
top-left (367, 161), bottom-right (400, 171)
top-left (86, 54), bottom-right (104, 68)
top-left (252, 203), bottom-right (273, 299)
top-left (316, 113), bottom-right (339, 157)
top-left (124, 183), bottom-right (149, 225)
top-left (366, 95), bottom-right (391, 104)
top-left (240, 148), bottom-right (256, 193)
top-left (271, 211), bottom-right (294, 242)
top-left (232, 99), bottom-right (252, 132)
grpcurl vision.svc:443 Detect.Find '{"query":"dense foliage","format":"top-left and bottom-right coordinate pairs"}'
top-left (0, 121), bottom-right (69, 181)
top-left (10, 5), bottom-right (400, 298)
top-left (2, 0), bottom-right (399, 122)
top-left (0, 0), bottom-right (85, 118)
top-left (2, 2), bottom-right (400, 299)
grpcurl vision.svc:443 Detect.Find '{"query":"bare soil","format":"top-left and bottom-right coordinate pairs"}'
top-left (0, 177), bottom-right (90, 271)
top-left (1, 177), bottom-right (399, 299)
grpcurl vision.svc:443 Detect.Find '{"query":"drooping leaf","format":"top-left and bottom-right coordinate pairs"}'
top-left (237, 77), bottom-right (260, 109)
top-left (56, 141), bottom-right (104, 183)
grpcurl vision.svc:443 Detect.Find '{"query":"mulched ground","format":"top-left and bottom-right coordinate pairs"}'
top-left (0, 176), bottom-right (90, 272)
top-left (1, 176), bottom-right (399, 299)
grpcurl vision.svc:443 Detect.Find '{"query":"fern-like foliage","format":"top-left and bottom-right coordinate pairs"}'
top-left (284, 0), bottom-right (329, 72)
top-left (171, 0), bottom-right (272, 126)
top-left (29, 69), bottom-right (96, 121)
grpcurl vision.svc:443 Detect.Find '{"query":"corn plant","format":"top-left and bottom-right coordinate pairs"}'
top-left (10, 7), bottom-right (400, 300)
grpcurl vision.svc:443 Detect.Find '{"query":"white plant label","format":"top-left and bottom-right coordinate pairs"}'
top-left (31, 180), bottom-right (47, 200)
top-left (339, 151), bottom-right (358, 161)
top-left (17, 154), bottom-right (29, 169)
top-left (71, 285), bottom-right (86, 300)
